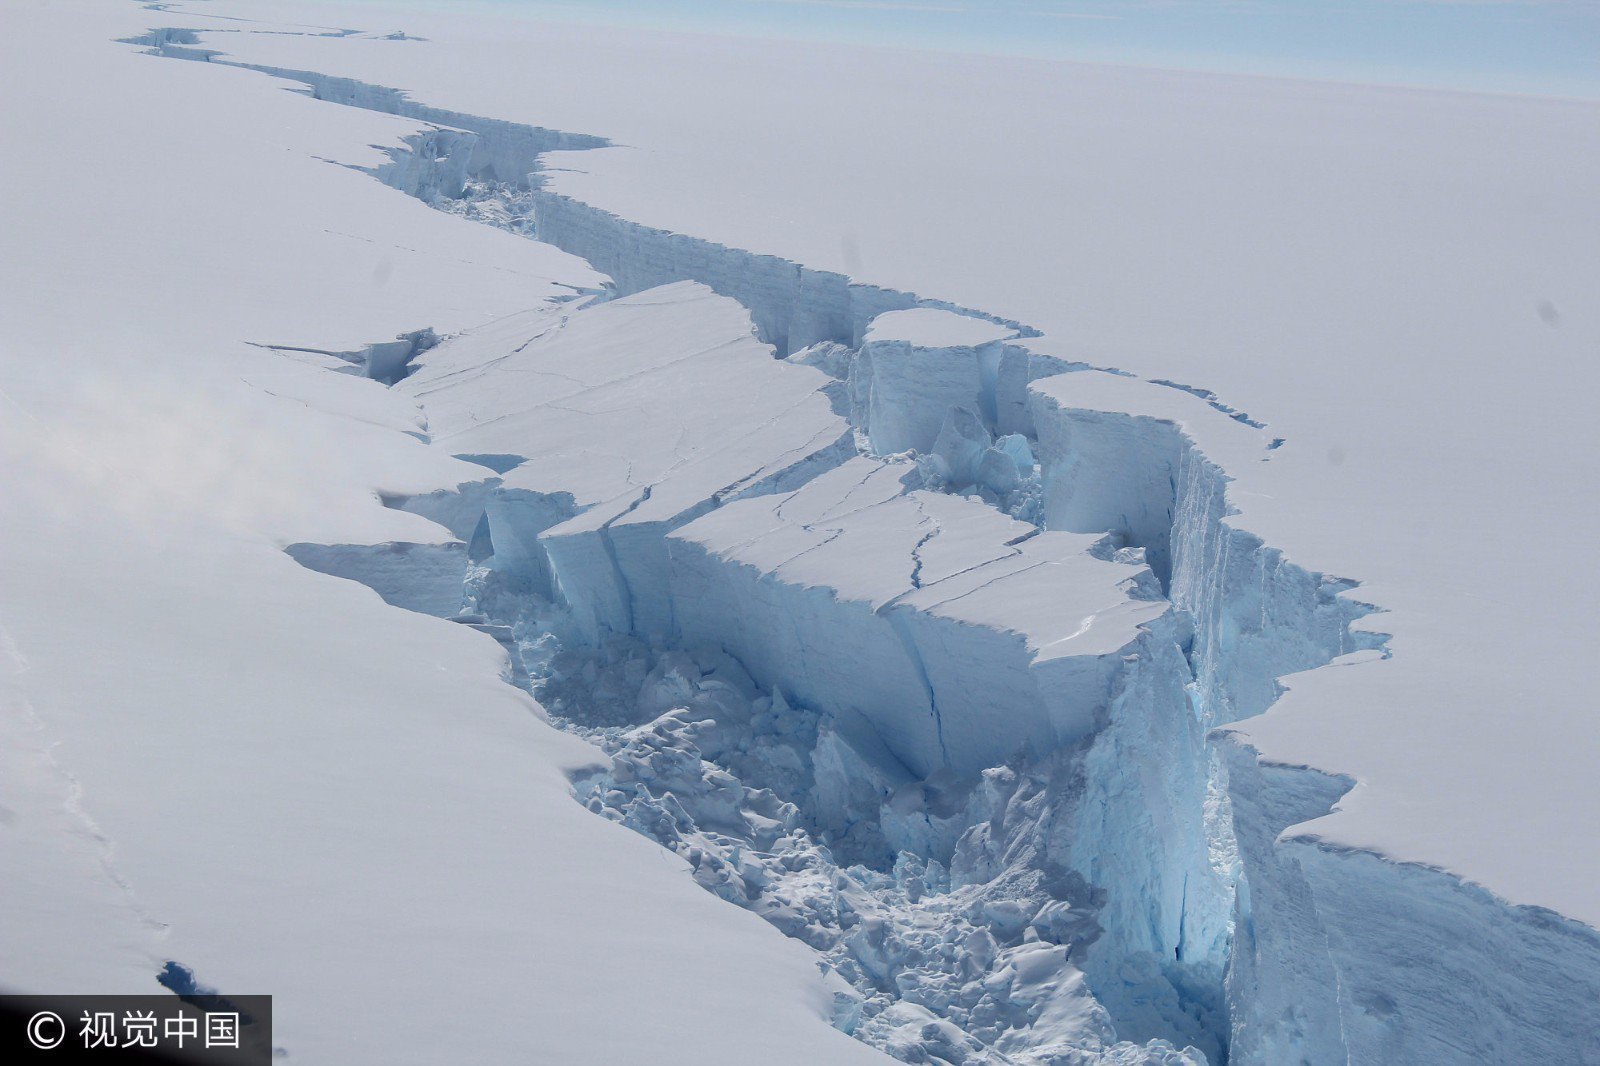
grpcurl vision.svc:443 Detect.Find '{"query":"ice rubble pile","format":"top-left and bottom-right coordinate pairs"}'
top-left (284, 274), bottom-right (1446, 1063)
top-left (456, 574), bottom-right (1221, 1062)
top-left (664, 455), bottom-right (1233, 1054)
top-left (544, 635), bottom-right (1214, 1066)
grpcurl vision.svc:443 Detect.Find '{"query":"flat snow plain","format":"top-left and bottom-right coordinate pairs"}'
top-left (175, 0), bottom-right (1600, 928)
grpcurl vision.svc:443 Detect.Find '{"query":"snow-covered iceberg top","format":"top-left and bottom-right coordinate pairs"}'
top-left (403, 281), bottom-right (848, 527)
top-left (863, 307), bottom-right (1017, 349)
top-left (668, 457), bottom-right (1171, 777)
top-left (399, 281), bottom-right (852, 638)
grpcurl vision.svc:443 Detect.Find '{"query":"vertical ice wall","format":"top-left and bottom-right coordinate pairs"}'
top-left (1219, 734), bottom-right (1600, 1063)
top-left (665, 457), bottom-right (1165, 778)
top-left (663, 454), bottom-right (1230, 1056)
top-left (855, 309), bottom-right (1019, 454)
top-left (1028, 374), bottom-right (1471, 1062)
top-left (533, 191), bottom-right (1034, 356)
top-left (1029, 377), bottom-right (1384, 728)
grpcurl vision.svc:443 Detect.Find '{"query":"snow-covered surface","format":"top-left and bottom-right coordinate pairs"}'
top-left (402, 281), bottom-right (846, 532)
top-left (0, 4), bottom-right (884, 1063)
top-left (864, 308), bottom-right (1017, 350)
top-left (395, 281), bottom-right (850, 640)
top-left (171, 0), bottom-right (1600, 934)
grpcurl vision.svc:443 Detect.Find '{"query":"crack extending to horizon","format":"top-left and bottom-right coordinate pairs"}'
top-left (111, 16), bottom-right (1439, 1065)
top-left (120, 21), bottom-right (1273, 433)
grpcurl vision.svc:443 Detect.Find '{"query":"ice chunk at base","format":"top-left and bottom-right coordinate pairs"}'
top-left (666, 456), bottom-right (1172, 779)
top-left (398, 282), bottom-right (854, 642)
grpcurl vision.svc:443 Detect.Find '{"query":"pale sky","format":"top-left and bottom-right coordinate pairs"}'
top-left (491, 0), bottom-right (1600, 99)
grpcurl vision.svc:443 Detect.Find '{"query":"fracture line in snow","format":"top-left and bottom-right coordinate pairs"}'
top-left (123, 25), bottom-right (1273, 438)
top-left (0, 614), bottom-right (170, 940)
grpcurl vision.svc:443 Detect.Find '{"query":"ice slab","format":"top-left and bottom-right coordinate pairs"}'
top-left (400, 281), bottom-right (853, 639)
top-left (860, 310), bottom-right (1021, 456)
top-left (668, 457), bottom-right (1171, 777)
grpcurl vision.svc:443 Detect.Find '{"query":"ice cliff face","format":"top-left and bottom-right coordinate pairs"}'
top-left (134, 31), bottom-right (1600, 1065)
top-left (858, 310), bottom-right (1021, 454)
top-left (533, 192), bottom-right (1036, 358)
top-left (1028, 379), bottom-right (1384, 721)
top-left (1026, 375), bottom-right (1418, 1062)
top-left (1217, 729), bottom-right (1600, 1064)
top-left (668, 456), bottom-right (1167, 780)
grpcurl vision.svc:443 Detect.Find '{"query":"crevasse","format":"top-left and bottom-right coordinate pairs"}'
top-left (128, 26), bottom-right (1600, 1065)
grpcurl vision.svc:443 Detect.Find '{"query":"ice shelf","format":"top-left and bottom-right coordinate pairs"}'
top-left (51, 9), bottom-right (1600, 1063)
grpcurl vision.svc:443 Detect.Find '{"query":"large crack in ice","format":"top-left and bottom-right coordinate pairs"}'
top-left (122, 22), bottom-right (1264, 429)
top-left (110, 20), bottom-right (1471, 1065)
